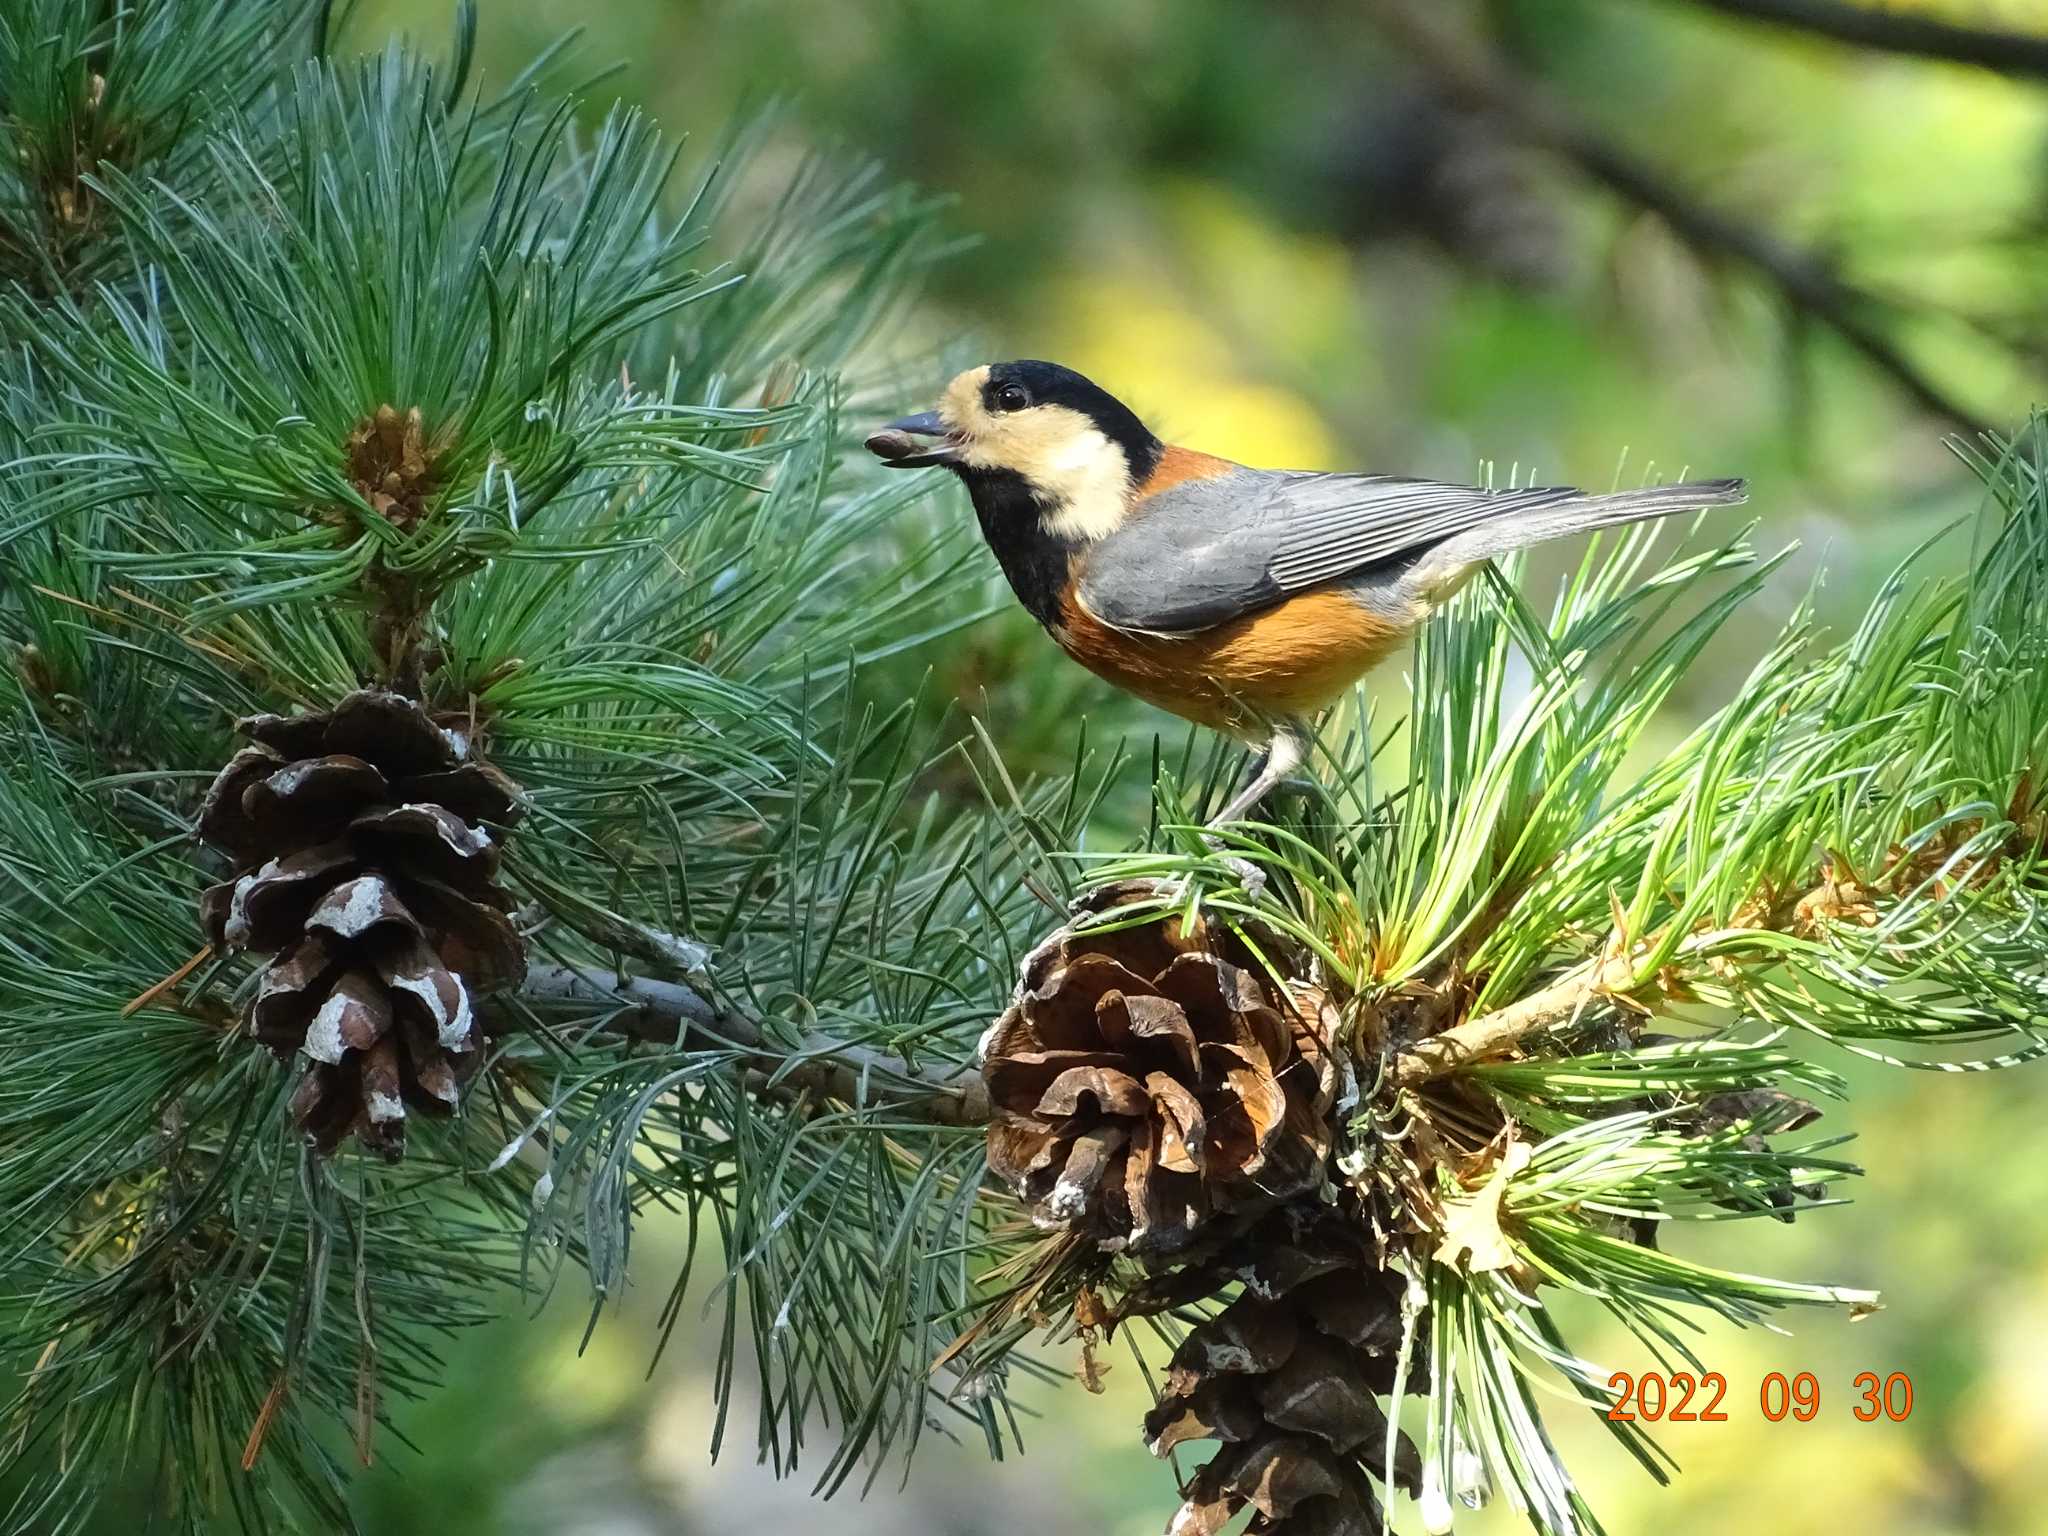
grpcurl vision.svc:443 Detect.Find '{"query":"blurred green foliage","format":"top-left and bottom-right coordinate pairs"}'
top-left (66, 1), bottom-right (2048, 1532)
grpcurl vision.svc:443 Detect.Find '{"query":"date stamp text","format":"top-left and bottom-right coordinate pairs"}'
top-left (1603, 1370), bottom-right (1914, 1423)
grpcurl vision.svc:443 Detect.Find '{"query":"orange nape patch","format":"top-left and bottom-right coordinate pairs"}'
top-left (1054, 586), bottom-right (1411, 736)
top-left (1134, 443), bottom-right (1237, 501)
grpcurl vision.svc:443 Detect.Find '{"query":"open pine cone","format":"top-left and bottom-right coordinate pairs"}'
top-left (196, 689), bottom-right (525, 1157)
top-left (982, 882), bottom-right (1340, 1255)
top-left (1144, 1207), bottom-right (1422, 1536)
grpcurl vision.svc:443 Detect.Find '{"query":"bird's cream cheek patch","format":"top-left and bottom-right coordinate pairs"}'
top-left (1035, 426), bottom-right (1131, 541)
top-left (938, 366), bottom-right (991, 434)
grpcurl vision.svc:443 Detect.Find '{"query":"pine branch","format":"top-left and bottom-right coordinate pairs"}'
top-left (1363, 0), bottom-right (1994, 436)
top-left (514, 962), bottom-right (993, 1125)
top-left (0, 0), bottom-right (321, 295)
top-left (1391, 941), bottom-right (1689, 1086)
top-left (1061, 426), bottom-right (2048, 1532)
top-left (1675, 0), bottom-right (2048, 82)
top-left (1395, 846), bottom-right (1949, 1085)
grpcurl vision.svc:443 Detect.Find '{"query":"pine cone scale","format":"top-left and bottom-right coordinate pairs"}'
top-left (1166, 1468), bottom-right (1239, 1536)
top-left (1255, 1335), bottom-right (1387, 1452)
top-left (1228, 1435), bottom-right (1349, 1519)
top-left (222, 841), bottom-right (357, 949)
top-left (400, 762), bottom-right (524, 826)
top-left (197, 744), bottom-right (285, 856)
top-left (244, 754), bottom-right (389, 843)
top-left (1146, 1071), bottom-right (1207, 1173)
top-left (1103, 990), bottom-right (1202, 1074)
top-left (405, 876), bottom-right (524, 987)
top-left (350, 801), bottom-right (500, 885)
top-left (1043, 1122), bottom-right (1129, 1221)
top-left (307, 873), bottom-right (421, 944)
top-left (1294, 1277), bottom-right (1403, 1355)
top-left (985, 1048), bottom-right (1124, 1108)
top-left (1038, 1063), bottom-right (1150, 1119)
top-left (378, 933), bottom-right (475, 1048)
top-left (1166, 1295), bottom-right (1299, 1387)
top-left (301, 970), bottom-right (383, 1063)
top-left (1145, 1379), bottom-right (1265, 1454)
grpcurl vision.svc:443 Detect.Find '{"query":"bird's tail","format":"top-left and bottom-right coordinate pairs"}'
top-left (1411, 477), bottom-right (1747, 591)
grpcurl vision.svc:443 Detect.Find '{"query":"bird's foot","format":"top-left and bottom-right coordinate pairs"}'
top-left (1198, 837), bottom-right (1267, 900)
top-left (1227, 858), bottom-right (1267, 900)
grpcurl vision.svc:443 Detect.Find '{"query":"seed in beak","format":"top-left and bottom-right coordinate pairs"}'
top-left (866, 410), bottom-right (959, 468)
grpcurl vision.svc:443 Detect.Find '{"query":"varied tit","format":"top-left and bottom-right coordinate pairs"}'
top-left (867, 360), bottom-right (1745, 826)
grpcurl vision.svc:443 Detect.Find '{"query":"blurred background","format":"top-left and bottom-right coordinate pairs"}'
top-left (186, 0), bottom-right (2048, 1531)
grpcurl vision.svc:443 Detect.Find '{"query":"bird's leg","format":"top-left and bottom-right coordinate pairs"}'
top-left (1190, 721), bottom-right (1311, 898)
top-left (1206, 720), bottom-right (1309, 831)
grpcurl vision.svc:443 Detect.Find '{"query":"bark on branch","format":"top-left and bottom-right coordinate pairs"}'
top-left (1395, 928), bottom-right (1746, 1086)
top-left (1394, 952), bottom-right (1643, 1086)
top-left (1681, 0), bottom-right (2048, 82)
top-left (519, 934), bottom-right (1698, 1116)
top-left (512, 902), bottom-right (1744, 1120)
top-left (512, 962), bottom-right (993, 1127)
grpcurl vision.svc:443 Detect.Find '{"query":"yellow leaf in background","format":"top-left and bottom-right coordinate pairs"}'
top-left (1039, 232), bottom-right (1341, 470)
top-left (1032, 180), bottom-right (1351, 473)
top-left (1159, 177), bottom-right (1356, 365)
top-left (1433, 1136), bottom-right (1534, 1274)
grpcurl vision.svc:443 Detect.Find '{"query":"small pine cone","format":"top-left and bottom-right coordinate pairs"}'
top-left (982, 882), bottom-right (1339, 1255)
top-left (1630, 1037), bottom-right (1825, 1235)
top-left (1144, 1208), bottom-right (1422, 1536)
top-left (1684, 1086), bottom-right (1825, 1224)
top-left (195, 689), bottom-right (525, 1158)
top-left (343, 404), bottom-right (437, 525)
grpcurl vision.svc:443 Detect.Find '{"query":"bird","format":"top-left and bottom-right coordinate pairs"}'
top-left (867, 359), bottom-right (1745, 828)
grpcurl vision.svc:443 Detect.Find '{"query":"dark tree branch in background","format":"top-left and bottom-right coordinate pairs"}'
top-left (1364, 0), bottom-right (1994, 438)
top-left (1680, 0), bottom-right (2048, 83)
top-left (515, 962), bottom-right (994, 1126)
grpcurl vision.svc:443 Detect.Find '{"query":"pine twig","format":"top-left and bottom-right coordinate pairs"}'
top-left (1362, 0), bottom-right (1993, 437)
top-left (515, 962), bottom-right (992, 1126)
top-left (1395, 954), bottom-right (1638, 1087)
top-left (1394, 928), bottom-right (1745, 1086)
top-left (1678, 0), bottom-right (2048, 83)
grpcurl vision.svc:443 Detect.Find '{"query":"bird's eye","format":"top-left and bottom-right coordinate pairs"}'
top-left (993, 382), bottom-right (1030, 413)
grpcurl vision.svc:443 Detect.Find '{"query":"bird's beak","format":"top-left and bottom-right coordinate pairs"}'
top-left (865, 411), bottom-right (960, 469)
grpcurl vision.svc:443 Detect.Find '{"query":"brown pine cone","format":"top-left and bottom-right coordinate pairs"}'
top-left (195, 689), bottom-right (525, 1157)
top-left (982, 882), bottom-right (1340, 1255)
top-left (1144, 1207), bottom-right (1422, 1535)
top-left (1629, 1038), bottom-right (1826, 1236)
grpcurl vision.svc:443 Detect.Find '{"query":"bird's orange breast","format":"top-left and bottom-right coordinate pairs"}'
top-left (1052, 586), bottom-right (1407, 737)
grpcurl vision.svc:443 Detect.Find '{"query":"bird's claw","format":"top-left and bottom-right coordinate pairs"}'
top-left (1219, 854), bottom-right (1266, 900)
top-left (1196, 836), bottom-right (1267, 900)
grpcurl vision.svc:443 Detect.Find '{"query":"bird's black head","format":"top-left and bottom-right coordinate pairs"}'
top-left (865, 360), bottom-right (1163, 543)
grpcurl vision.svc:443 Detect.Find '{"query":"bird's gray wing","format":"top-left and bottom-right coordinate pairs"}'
top-left (1075, 468), bottom-right (1580, 635)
